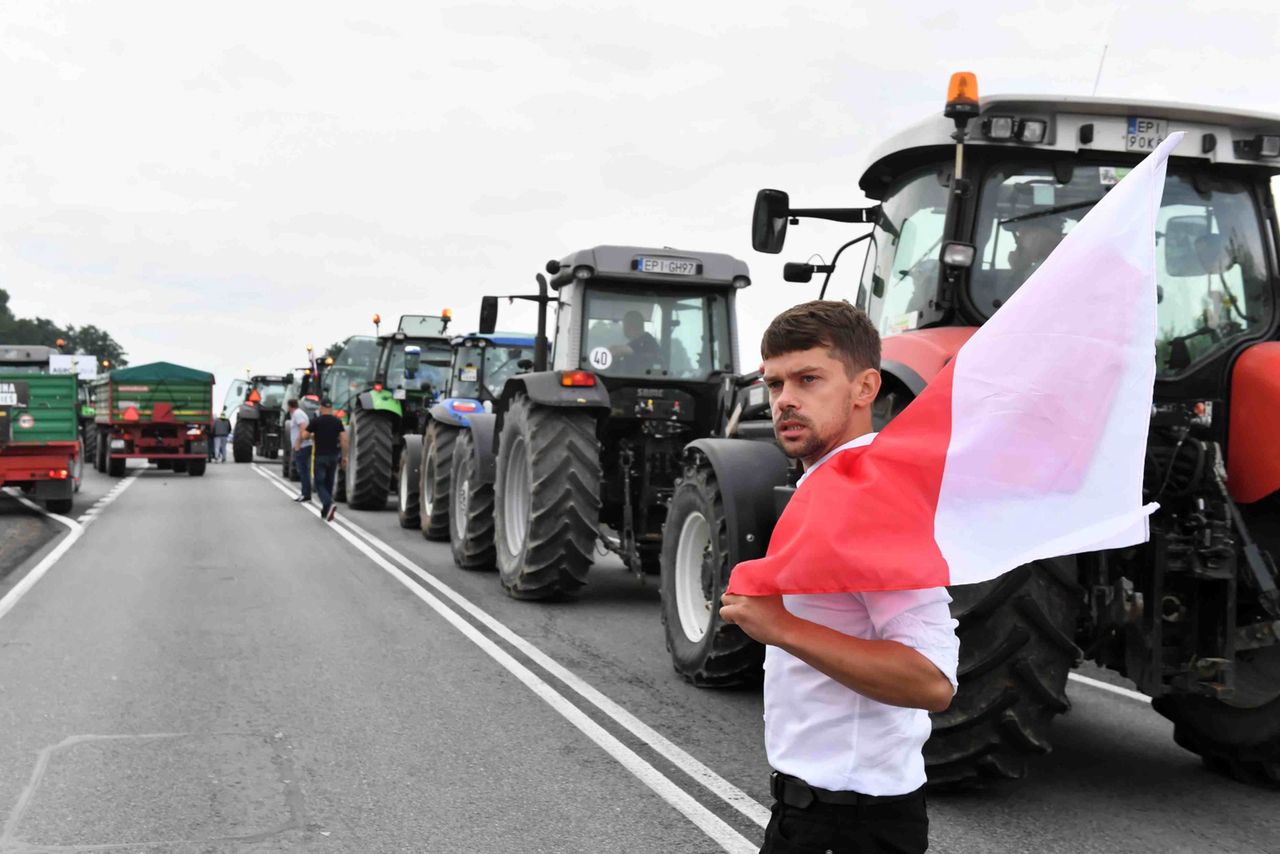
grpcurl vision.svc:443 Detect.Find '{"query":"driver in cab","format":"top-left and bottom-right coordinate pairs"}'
top-left (1008, 218), bottom-right (1066, 281)
top-left (608, 310), bottom-right (661, 373)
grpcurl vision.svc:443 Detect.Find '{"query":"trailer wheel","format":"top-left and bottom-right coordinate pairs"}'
top-left (419, 424), bottom-right (456, 540)
top-left (232, 421), bottom-right (254, 463)
top-left (107, 456), bottom-right (125, 478)
top-left (450, 428), bottom-right (495, 570)
top-left (346, 410), bottom-right (393, 510)
top-left (172, 460), bottom-right (189, 473)
top-left (660, 457), bottom-right (763, 686)
top-left (95, 429), bottom-right (108, 473)
top-left (187, 459), bottom-right (207, 477)
top-left (495, 395), bottom-right (601, 600)
top-left (397, 435), bottom-right (423, 529)
top-left (924, 558), bottom-right (1082, 785)
top-left (1153, 646), bottom-right (1280, 786)
top-left (45, 497), bottom-right (73, 514)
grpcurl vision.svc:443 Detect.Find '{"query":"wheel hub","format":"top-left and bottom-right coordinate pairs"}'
top-left (674, 511), bottom-right (713, 644)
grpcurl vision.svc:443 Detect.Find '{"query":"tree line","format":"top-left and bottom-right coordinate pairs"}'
top-left (0, 288), bottom-right (129, 367)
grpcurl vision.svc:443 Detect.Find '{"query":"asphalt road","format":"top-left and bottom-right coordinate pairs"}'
top-left (1, 460), bottom-right (1276, 853)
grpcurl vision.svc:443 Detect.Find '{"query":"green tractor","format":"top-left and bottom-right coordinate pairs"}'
top-left (226, 375), bottom-right (290, 463)
top-left (447, 246), bottom-right (750, 599)
top-left (401, 331), bottom-right (539, 548)
top-left (338, 315), bottom-right (453, 510)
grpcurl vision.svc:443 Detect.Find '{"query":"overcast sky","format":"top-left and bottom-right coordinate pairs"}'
top-left (4, 1), bottom-right (1279, 407)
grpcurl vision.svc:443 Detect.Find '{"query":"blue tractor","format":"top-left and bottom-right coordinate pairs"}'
top-left (395, 332), bottom-right (538, 567)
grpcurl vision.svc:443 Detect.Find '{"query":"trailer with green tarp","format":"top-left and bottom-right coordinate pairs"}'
top-left (91, 361), bottom-right (215, 477)
top-left (0, 345), bottom-right (80, 513)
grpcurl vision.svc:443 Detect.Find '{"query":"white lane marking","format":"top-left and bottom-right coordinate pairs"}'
top-left (251, 466), bottom-right (756, 854)
top-left (255, 463), bottom-right (771, 828)
top-left (0, 476), bottom-right (139, 622)
top-left (1068, 672), bottom-right (1152, 704)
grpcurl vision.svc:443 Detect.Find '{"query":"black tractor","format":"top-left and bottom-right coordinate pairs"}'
top-left (227, 375), bottom-right (290, 463)
top-left (448, 245), bottom-right (750, 600)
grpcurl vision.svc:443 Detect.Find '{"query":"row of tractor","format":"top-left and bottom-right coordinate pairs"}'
top-left (240, 75), bottom-right (1280, 788)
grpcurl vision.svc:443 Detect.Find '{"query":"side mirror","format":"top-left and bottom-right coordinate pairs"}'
top-left (752, 189), bottom-right (791, 254)
top-left (479, 296), bottom-right (498, 335)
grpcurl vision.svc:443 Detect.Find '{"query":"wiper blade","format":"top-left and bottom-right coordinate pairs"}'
top-left (999, 198), bottom-right (1102, 227)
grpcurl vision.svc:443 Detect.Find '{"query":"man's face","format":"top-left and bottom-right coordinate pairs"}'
top-left (762, 346), bottom-right (880, 467)
top-left (1009, 224), bottom-right (1063, 273)
top-left (623, 315), bottom-right (644, 339)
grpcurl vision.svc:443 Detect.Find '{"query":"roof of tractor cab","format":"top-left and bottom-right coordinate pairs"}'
top-left (859, 94), bottom-right (1280, 197)
top-left (0, 344), bottom-right (56, 364)
top-left (548, 245), bottom-right (750, 290)
top-left (454, 331), bottom-right (537, 348)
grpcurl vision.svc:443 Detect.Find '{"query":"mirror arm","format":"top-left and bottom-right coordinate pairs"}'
top-left (818, 232), bottom-right (876, 300)
top-left (789, 205), bottom-right (881, 225)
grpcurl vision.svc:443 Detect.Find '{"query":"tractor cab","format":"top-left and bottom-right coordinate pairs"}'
top-left (750, 72), bottom-right (1280, 785)
top-left (446, 333), bottom-right (539, 403)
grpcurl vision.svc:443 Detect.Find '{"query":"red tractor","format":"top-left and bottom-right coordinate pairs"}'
top-left (662, 73), bottom-right (1280, 786)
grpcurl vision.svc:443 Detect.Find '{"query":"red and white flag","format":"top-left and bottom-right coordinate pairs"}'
top-left (727, 133), bottom-right (1182, 596)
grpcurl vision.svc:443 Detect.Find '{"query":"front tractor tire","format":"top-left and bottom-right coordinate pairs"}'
top-left (232, 421), bottom-right (254, 463)
top-left (419, 423), bottom-right (457, 540)
top-left (660, 458), bottom-right (763, 687)
top-left (1153, 647), bottom-right (1280, 786)
top-left (494, 395), bottom-right (601, 600)
top-left (396, 435), bottom-right (423, 529)
top-left (925, 557), bottom-right (1082, 785)
top-left (449, 428), bottom-right (496, 570)
top-left (346, 410), bottom-right (393, 510)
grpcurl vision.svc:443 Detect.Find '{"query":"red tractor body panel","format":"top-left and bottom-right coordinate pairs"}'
top-left (881, 327), bottom-right (978, 386)
top-left (1227, 342), bottom-right (1280, 504)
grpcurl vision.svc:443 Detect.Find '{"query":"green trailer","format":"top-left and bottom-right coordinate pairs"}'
top-left (91, 361), bottom-right (214, 477)
top-left (0, 345), bottom-right (80, 514)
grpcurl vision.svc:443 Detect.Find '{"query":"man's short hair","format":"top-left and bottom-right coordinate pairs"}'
top-left (287, 398), bottom-right (299, 408)
top-left (761, 300), bottom-right (880, 376)
top-left (319, 397), bottom-right (333, 408)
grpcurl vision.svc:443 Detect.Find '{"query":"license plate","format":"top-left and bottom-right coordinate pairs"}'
top-left (1126, 117), bottom-right (1167, 152)
top-left (635, 256), bottom-right (700, 276)
top-left (393, 388), bottom-right (406, 400)
top-left (0, 392), bottom-right (16, 406)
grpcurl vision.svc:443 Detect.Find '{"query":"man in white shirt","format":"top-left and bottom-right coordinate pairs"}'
top-left (286, 398), bottom-right (313, 503)
top-left (721, 300), bottom-right (959, 854)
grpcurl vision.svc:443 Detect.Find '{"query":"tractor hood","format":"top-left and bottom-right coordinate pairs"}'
top-left (881, 327), bottom-right (978, 394)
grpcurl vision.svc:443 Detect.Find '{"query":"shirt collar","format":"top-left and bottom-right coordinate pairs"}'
top-left (797, 431), bottom-right (878, 486)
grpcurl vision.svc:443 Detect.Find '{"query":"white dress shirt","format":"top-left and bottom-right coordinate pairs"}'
top-left (763, 432), bottom-right (960, 796)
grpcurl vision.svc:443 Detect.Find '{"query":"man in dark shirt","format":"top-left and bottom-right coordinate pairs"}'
top-left (300, 398), bottom-right (348, 521)
top-left (609, 310), bottom-right (662, 374)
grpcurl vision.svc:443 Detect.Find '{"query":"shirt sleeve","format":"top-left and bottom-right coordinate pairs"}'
top-left (863, 588), bottom-right (960, 692)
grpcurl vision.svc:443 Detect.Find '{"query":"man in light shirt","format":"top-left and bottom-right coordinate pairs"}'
top-left (286, 398), bottom-right (313, 503)
top-left (721, 300), bottom-right (959, 854)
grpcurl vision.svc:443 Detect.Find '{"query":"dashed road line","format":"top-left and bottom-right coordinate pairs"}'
top-left (0, 475), bottom-right (139, 621)
top-left (251, 465), bottom-right (758, 854)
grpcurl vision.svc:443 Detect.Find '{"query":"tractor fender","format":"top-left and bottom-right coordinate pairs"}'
top-left (429, 399), bottom-right (484, 429)
top-left (359, 390), bottom-right (404, 417)
top-left (501, 372), bottom-right (611, 412)
top-left (236, 404), bottom-right (260, 421)
top-left (881, 327), bottom-right (978, 389)
top-left (1227, 341), bottom-right (1280, 503)
top-left (465, 413), bottom-right (499, 484)
top-left (684, 438), bottom-right (792, 569)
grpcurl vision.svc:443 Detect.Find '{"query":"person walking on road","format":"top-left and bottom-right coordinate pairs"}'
top-left (300, 398), bottom-right (347, 522)
top-left (212, 409), bottom-right (232, 463)
top-left (286, 398), bottom-right (313, 503)
top-left (719, 301), bottom-right (959, 854)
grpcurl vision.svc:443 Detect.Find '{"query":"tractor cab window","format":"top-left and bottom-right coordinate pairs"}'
top-left (223, 379), bottom-right (250, 412)
top-left (972, 164), bottom-right (1273, 376)
top-left (483, 344), bottom-right (534, 398)
top-left (580, 285), bottom-right (732, 379)
top-left (256, 383), bottom-right (288, 408)
top-left (860, 166), bottom-right (950, 337)
top-left (385, 341), bottom-right (451, 395)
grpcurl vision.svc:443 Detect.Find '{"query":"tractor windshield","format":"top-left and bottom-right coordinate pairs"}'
top-left (254, 382), bottom-right (288, 408)
top-left (385, 340), bottom-right (451, 395)
top-left (580, 285), bottom-right (733, 380)
top-left (971, 164), bottom-right (1274, 376)
top-left (452, 343), bottom-right (535, 400)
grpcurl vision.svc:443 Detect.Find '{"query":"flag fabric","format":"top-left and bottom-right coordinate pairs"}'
top-left (726, 133), bottom-right (1182, 596)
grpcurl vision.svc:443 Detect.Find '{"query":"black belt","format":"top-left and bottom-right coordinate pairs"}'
top-left (770, 771), bottom-right (921, 809)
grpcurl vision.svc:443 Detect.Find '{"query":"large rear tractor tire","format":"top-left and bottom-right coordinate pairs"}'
top-left (449, 428), bottom-right (496, 570)
top-left (397, 435), bottom-right (423, 529)
top-left (81, 427), bottom-right (98, 474)
top-left (72, 440), bottom-right (84, 493)
top-left (345, 410), bottom-right (393, 510)
top-left (1153, 647), bottom-right (1280, 786)
top-left (232, 422), bottom-right (254, 463)
top-left (660, 457), bottom-right (763, 686)
top-left (494, 395), bottom-right (601, 600)
top-left (924, 557), bottom-right (1082, 785)
top-left (95, 429), bottom-right (108, 473)
top-left (187, 458), bottom-right (207, 477)
top-left (419, 424), bottom-right (456, 540)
